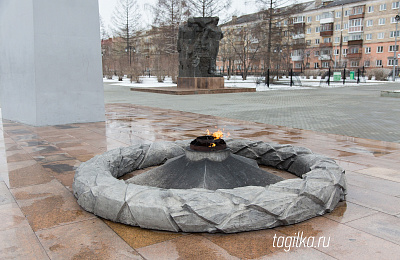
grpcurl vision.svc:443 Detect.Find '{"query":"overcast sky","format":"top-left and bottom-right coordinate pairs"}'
top-left (98, 0), bottom-right (260, 34)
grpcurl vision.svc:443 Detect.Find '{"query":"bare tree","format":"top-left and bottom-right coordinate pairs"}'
top-left (151, 0), bottom-right (190, 82)
top-left (224, 24), bottom-right (263, 80)
top-left (187, 0), bottom-right (231, 17)
top-left (111, 0), bottom-right (141, 73)
top-left (99, 15), bottom-right (109, 40)
top-left (256, 0), bottom-right (305, 71)
top-left (152, 0), bottom-right (190, 54)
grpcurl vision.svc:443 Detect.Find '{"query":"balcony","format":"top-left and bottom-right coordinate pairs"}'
top-left (348, 39), bottom-right (363, 45)
top-left (350, 5), bottom-right (365, 19)
top-left (319, 42), bottom-right (333, 48)
top-left (320, 17), bottom-right (334, 24)
top-left (347, 53), bottom-right (362, 59)
top-left (292, 34), bottom-right (305, 39)
top-left (349, 13), bottom-right (364, 19)
top-left (320, 30), bottom-right (333, 36)
top-left (349, 26), bottom-right (363, 33)
top-left (318, 55), bottom-right (331, 61)
top-left (293, 22), bottom-right (305, 30)
top-left (291, 55), bottom-right (303, 61)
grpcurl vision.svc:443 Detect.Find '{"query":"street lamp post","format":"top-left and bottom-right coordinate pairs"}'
top-left (393, 14), bottom-right (400, 81)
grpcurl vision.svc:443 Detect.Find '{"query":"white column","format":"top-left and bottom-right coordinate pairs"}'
top-left (0, 0), bottom-right (105, 126)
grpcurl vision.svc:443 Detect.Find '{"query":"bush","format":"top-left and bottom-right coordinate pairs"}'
top-left (369, 68), bottom-right (391, 81)
top-left (304, 69), bottom-right (320, 79)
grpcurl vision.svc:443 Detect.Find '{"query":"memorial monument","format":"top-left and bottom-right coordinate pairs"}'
top-left (0, 0), bottom-right (105, 126)
top-left (177, 17), bottom-right (225, 89)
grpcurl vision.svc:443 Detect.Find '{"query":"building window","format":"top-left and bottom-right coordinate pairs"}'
top-left (306, 40), bottom-right (311, 45)
top-left (334, 37), bottom-right (340, 43)
top-left (307, 28), bottom-right (311, 34)
top-left (315, 38), bottom-right (320, 44)
top-left (344, 23), bottom-right (349, 29)
top-left (343, 49), bottom-right (348, 55)
top-left (392, 2), bottom-right (400, 9)
top-left (350, 47), bottom-right (359, 54)
top-left (379, 18), bottom-right (385, 25)
top-left (380, 4), bottom-right (386, 11)
top-left (315, 26), bottom-right (320, 33)
top-left (376, 60), bottom-right (382, 66)
top-left (336, 12), bottom-right (341, 18)
top-left (388, 59), bottom-right (399, 66)
top-left (307, 16), bottom-right (312, 23)
top-left (334, 49), bottom-right (339, 55)
top-left (366, 20), bottom-right (373, 27)
top-left (316, 15), bottom-right (320, 21)
top-left (295, 63), bottom-right (302, 68)
top-left (344, 10), bottom-right (350, 16)
top-left (322, 62), bottom-right (329, 68)
top-left (366, 34), bottom-right (372, 40)
top-left (389, 45), bottom-right (399, 52)
top-left (315, 51), bottom-right (320, 56)
top-left (335, 24), bottom-right (341, 31)
top-left (351, 61), bottom-right (359, 67)
top-left (324, 37), bottom-right (331, 43)
top-left (349, 18), bottom-right (363, 32)
top-left (390, 30), bottom-right (400, 37)
top-left (343, 36), bottom-right (348, 42)
top-left (377, 46), bottom-right (384, 53)
top-left (368, 6), bottom-right (374, 13)
top-left (378, 32), bottom-right (385, 39)
top-left (349, 33), bottom-right (363, 41)
top-left (314, 62), bottom-right (319, 68)
top-left (364, 60), bottom-right (370, 67)
top-left (365, 47), bottom-right (371, 53)
top-left (293, 16), bottom-right (305, 23)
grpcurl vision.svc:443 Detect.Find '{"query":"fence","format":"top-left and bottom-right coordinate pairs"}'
top-left (319, 67), bottom-right (366, 86)
top-left (260, 69), bottom-right (302, 88)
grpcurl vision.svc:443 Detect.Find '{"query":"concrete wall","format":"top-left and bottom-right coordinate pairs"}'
top-left (0, 0), bottom-right (105, 126)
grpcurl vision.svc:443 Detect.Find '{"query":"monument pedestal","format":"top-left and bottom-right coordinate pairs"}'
top-left (177, 77), bottom-right (224, 89)
top-left (0, 0), bottom-right (105, 126)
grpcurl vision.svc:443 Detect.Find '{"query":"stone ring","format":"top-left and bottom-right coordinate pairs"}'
top-left (72, 139), bottom-right (347, 233)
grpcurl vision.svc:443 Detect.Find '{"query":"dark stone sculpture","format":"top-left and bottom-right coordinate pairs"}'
top-left (177, 17), bottom-right (223, 77)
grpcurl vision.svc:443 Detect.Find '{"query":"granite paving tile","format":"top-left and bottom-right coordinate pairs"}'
top-left (258, 246), bottom-right (336, 260)
top-left (137, 234), bottom-right (239, 260)
top-left (323, 201), bottom-right (378, 224)
top-left (103, 220), bottom-right (184, 249)
top-left (202, 229), bottom-right (292, 259)
top-left (0, 203), bottom-right (29, 231)
top-left (345, 212), bottom-right (400, 245)
top-left (0, 181), bottom-right (15, 205)
top-left (36, 219), bottom-right (142, 259)
top-left (276, 216), bottom-right (400, 259)
top-left (346, 184), bottom-right (400, 215)
top-left (355, 167), bottom-right (400, 183)
top-left (11, 179), bottom-right (94, 231)
top-left (0, 224), bottom-right (49, 260)
top-left (6, 162), bottom-right (54, 189)
top-left (345, 171), bottom-right (400, 196)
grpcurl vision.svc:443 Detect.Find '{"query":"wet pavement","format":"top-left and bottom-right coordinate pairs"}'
top-left (105, 81), bottom-right (400, 143)
top-left (0, 103), bottom-right (400, 259)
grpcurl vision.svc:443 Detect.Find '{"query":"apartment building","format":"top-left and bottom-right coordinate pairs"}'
top-left (217, 0), bottom-right (400, 73)
top-left (290, 0), bottom-right (400, 72)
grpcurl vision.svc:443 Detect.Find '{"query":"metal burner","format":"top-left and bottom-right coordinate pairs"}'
top-left (190, 135), bottom-right (226, 151)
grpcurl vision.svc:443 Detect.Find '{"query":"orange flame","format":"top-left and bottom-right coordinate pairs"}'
top-left (205, 128), bottom-right (230, 140)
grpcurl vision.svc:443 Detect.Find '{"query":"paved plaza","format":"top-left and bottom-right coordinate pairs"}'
top-left (105, 81), bottom-right (400, 143)
top-left (0, 83), bottom-right (400, 259)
